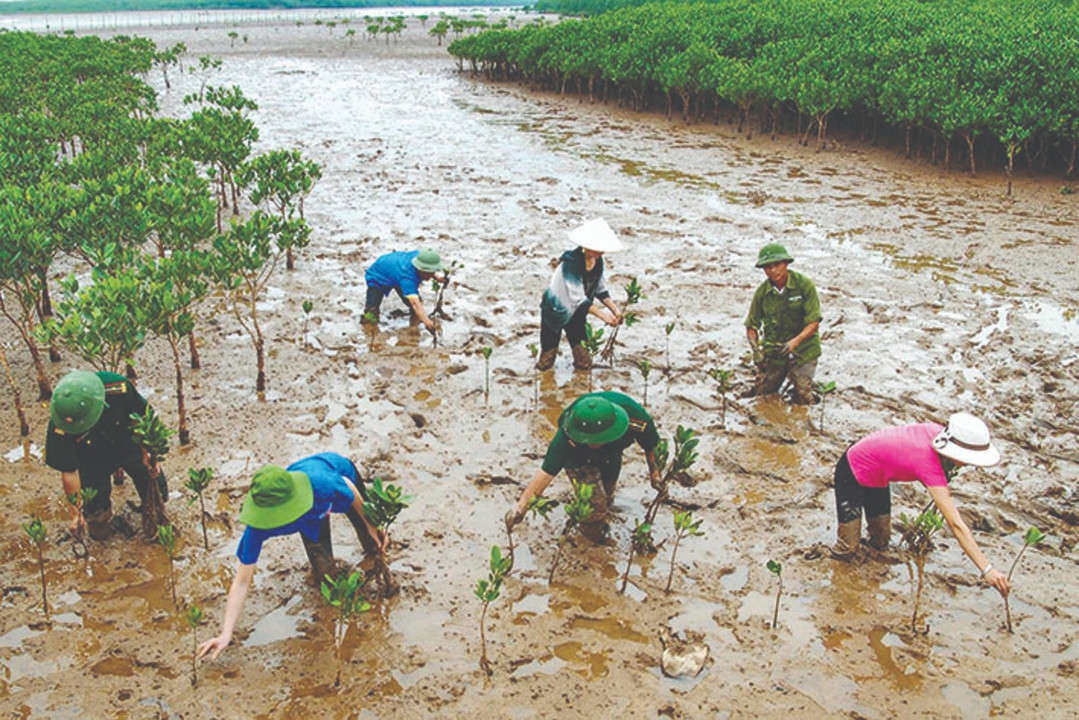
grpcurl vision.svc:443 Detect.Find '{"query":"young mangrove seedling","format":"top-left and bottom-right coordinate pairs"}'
top-left (320, 570), bottom-right (372, 686)
top-left (0, 343), bottom-right (30, 436)
top-left (767, 560), bottom-right (783, 630)
top-left (480, 346), bottom-right (493, 399)
top-left (431, 259), bottom-right (460, 321)
top-left (664, 321), bottom-right (676, 374)
top-left (814, 381), bottom-right (837, 431)
top-left (599, 276), bottom-right (644, 365)
top-left (896, 509), bottom-right (944, 634)
top-left (708, 368), bottom-right (734, 428)
top-left (157, 523), bottom-right (180, 607)
top-left (474, 544), bottom-right (512, 676)
top-left (645, 426), bottom-right (700, 524)
top-left (130, 406), bottom-right (174, 538)
top-left (665, 510), bottom-right (704, 594)
top-left (362, 477), bottom-right (413, 597)
top-left (619, 519), bottom-right (654, 594)
top-left (637, 358), bottom-right (652, 407)
top-left (301, 299), bottom-right (314, 345)
top-left (527, 343), bottom-right (539, 406)
top-left (1004, 526), bottom-right (1045, 633)
top-left (22, 516), bottom-right (48, 618)
top-left (548, 479), bottom-right (594, 585)
top-left (186, 604), bottom-right (203, 687)
top-left (64, 487), bottom-right (98, 559)
top-left (185, 468), bottom-right (214, 551)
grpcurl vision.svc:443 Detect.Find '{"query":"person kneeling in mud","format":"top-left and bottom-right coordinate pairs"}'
top-left (45, 370), bottom-right (168, 541)
top-left (198, 452), bottom-right (386, 660)
top-left (361, 248), bottom-right (444, 333)
top-left (506, 392), bottom-right (661, 541)
top-left (831, 412), bottom-right (1010, 599)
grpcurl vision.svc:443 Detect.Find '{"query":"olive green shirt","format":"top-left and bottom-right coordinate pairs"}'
top-left (45, 371), bottom-right (147, 473)
top-left (744, 269), bottom-right (822, 362)
top-left (541, 392), bottom-right (660, 477)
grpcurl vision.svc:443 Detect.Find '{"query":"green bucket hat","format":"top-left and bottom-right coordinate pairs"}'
top-left (50, 370), bottom-right (106, 435)
top-left (239, 465), bottom-right (314, 530)
top-left (411, 249), bottom-right (444, 274)
top-left (755, 243), bottom-right (794, 268)
top-left (562, 396), bottom-right (630, 445)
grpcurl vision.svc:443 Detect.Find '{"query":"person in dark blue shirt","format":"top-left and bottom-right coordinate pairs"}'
top-left (197, 452), bottom-right (385, 660)
top-left (362, 248), bottom-right (444, 332)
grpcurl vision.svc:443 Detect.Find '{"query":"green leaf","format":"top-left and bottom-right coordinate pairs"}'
top-left (766, 559), bottom-right (782, 576)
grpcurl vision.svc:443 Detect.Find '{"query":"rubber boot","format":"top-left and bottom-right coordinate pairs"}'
top-left (302, 518), bottom-right (337, 588)
top-left (571, 343), bottom-right (592, 370)
top-left (830, 519), bottom-right (861, 560)
top-left (85, 508), bottom-right (115, 541)
top-left (536, 348), bottom-right (557, 371)
top-left (866, 514), bottom-right (891, 551)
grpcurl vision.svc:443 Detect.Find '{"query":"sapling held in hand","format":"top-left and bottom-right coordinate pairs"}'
top-left (362, 477), bottom-right (413, 596)
top-left (599, 276), bottom-right (644, 364)
top-left (320, 570), bottom-right (371, 686)
top-left (186, 604), bottom-right (203, 687)
top-left (548, 480), bottom-right (594, 584)
top-left (645, 426), bottom-right (700, 524)
top-left (130, 406), bottom-right (173, 538)
top-left (157, 523), bottom-right (180, 607)
top-left (474, 545), bottom-right (512, 675)
top-left (665, 510), bottom-right (704, 594)
top-left (896, 509), bottom-right (944, 634)
top-left (1004, 526), bottom-right (1045, 633)
top-left (619, 519), bottom-right (654, 594)
top-left (22, 516), bottom-right (48, 618)
top-left (767, 560), bottom-right (783, 630)
top-left (185, 468), bottom-right (213, 551)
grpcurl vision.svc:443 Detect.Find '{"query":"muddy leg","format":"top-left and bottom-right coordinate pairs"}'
top-left (743, 357), bottom-right (787, 398)
top-left (302, 516), bottom-right (336, 587)
top-left (789, 359), bottom-right (818, 405)
top-left (125, 457), bottom-right (168, 540)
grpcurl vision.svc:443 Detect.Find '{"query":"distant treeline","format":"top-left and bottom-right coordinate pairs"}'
top-left (451, 0), bottom-right (1079, 183)
top-left (531, 0), bottom-right (649, 13)
top-left (0, 0), bottom-right (507, 15)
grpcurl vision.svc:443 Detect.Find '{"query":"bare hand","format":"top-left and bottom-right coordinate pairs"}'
top-left (603, 311), bottom-right (620, 327)
top-left (504, 508), bottom-right (523, 531)
top-left (985, 568), bottom-right (1010, 597)
top-left (197, 634), bottom-right (231, 661)
top-left (69, 511), bottom-right (87, 539)
top-left (374, 528), bottom-right (389, 553)
top-left (781, 340), bottom-right (797, 355)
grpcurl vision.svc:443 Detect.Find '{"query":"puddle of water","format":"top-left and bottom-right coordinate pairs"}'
top-left (859, 626), bottom-right (921, 689)
top-left (567, 615), bottom-right (649, 643)
top-left (512, 590), bottom-right (549, 622)
top-left (552, 640), bottom-right (609, 680)
top-left (4, 442), bottom-right (41, 463)
top-left (0, 625), bottom-right (40, 649)
top-left (387, 606), bottom-right (449, 648)
top-left (720, 565), bottom-right (748, 592)
top-left (668, 600), bottom-right (725, 638)
top-left (512, 652), bottom-right (567, 678)
top-left (549, 582), bottom-right (609, 614)
top-left (91, 655), bottom-right (136, 676)
top-left (246, 594), bottom-right (311, 647)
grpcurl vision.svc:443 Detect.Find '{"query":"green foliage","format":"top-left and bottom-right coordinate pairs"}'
top-left (582, 322), bottom-right (604, 357)
top-left (131, 406), bottom-right (175, 466)
top-left (480, 346), bottom-right (492, 359)
top-left (1023, 527), bottom-right (1045, 548)
top-left (637, 358), bottom-right (651, 381)
top-left (185, 468), bottom-right (213, 501)
top-left (66, 486), bottom-right (98, 509)
top-left (156, 523), bottom-right (178, 558)
top-left (564, 479), bottom-right (595, 526)
top-left (320, 570), bottom-right (372, 655)
top-left (527, 495), bottom-right (558, 519)
top-left (1004, 526), bottom-right (1045, 633)
top-left (22, 515), bottom-right (46, 545)
top-left (896, 509), bottom-right (944, 557)
top-left (186, 604), bottom-right (203, 629)
top-left (814, 381), bottom-right (836, 395)
top-left (362, 477), bottom-right (412, 531)
top-left (527, 342), bottom-right (538, 359)
top-left (302, 300), bottom-right (314, 315)
top-left (474, 545), bottom-right (512, 604)
top-left (767, 559), bottom-right (783, 629)
top-left (766, 559), bottom-right (782, 577)
top-left (666, 509), bottom-right (703, 593)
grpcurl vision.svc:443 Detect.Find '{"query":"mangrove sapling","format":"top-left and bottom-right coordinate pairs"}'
top-left (157, 524), bottom-right (179, 607)
top-left (582, 322), bottom-right (604, 389)
top-left (320, 570), bottom-right (372, 686)
top-left (474, 545), bottom-right (512, 676)
top-left (767, 560), bottom-right (783, 630)
top-left (131, 406), bottom-right (174, 538)
top-left (599, 276), bottom-right (644, 365)
top-left (664, 322), bottom-right (676, 374)
top-left (645, 426), bottom-right (701, 525)
top-left (185, 468), bottom-right (213, 551)
top-left (22, 516), bottom-right (48, 618)
top-left (548, 480), bottom-right (594, 585)
top-left (708, 368), bottom-right (734, 428)
top-left (665, 510), bottom-right (704, 594)
top-left (480, 346), bottom-right (493, 399)
top-left (1004, 527), bottom-right (1045, 633)
top-left (64, 487), bottom-right (98, 559)
top-left (896, 509), bottom-right (944, 634)
top-left (637, 359), bottom-right (652, 407)
top-left (301, 300), bottom-right (313, 346)
top-left (431, 259), bottom-right (460, 321)
top-left (814, 381), bottom-right (837, 431)
top-left (527, 343), bottom-right (539, 406)
top-left (361, 477), bottom-right (413, 596)
top-left (619, 520), bottom-right (654, 594)
top-left (186, 604), bottom-right (203, 687)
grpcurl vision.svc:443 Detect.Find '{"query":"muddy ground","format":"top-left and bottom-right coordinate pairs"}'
top-left (1, 10), bottom-right (1077, 720)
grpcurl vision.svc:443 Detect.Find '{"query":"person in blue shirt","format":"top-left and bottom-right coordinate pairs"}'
top-left (362, 248), bottom-right (444, 332)
top-left (197, 452), bottom-right (386, 660)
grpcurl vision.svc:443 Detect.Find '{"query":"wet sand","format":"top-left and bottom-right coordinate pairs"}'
top-left (1, 14), bottom-right (1076, 720)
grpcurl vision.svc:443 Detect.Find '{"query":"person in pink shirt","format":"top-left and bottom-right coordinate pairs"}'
top-left (831, 412), bottom-right (1010, 598)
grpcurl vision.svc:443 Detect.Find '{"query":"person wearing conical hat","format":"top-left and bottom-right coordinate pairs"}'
top-left (506, 392), bottom-right (661, 539)
top-left (361, 248), bottom-right (445, 333)
top-left (198, 452), bottom-right (386, 661)
top-left (45, 370), bottom-right (168, 541)
top-left (536, 218), bottom-right (625, 372)
top-left (831, 412), bottom-right (1010, 598)
top-left (744, 243), bottom-right (822, 404)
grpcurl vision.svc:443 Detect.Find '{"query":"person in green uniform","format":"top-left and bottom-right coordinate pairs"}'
top-left (505, 392), bottom-right (661, 538)
top-left (45, 370), bottom-right (168, 540)
top-left (743, 243), bottom-right (822, 404)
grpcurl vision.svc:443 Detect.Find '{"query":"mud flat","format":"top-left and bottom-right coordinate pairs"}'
top-left (1, 13), bottom-right (1076, 720)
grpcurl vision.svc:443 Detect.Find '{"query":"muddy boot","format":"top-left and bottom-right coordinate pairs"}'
top-left (536, 348), bottom-right (558, 371)
top-left (571, 343), bottom-right (592, 370)
top-left (866, 514), bottom-right (891, 551)
top-left (830, 519), bottom-right (861, 560)
top-left (86, 509), bottom-right (115, 541)
top-left (302, 519), bottom-right (337, 588)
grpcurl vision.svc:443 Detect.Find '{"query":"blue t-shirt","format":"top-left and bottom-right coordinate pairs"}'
top-left (235, 452), bottom-right (358, 565)
top-left (365, 250), bottom-right (421, 296)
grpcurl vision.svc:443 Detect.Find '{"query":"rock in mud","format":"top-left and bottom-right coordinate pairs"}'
top-left (658, 627), bottom-right (709, 678)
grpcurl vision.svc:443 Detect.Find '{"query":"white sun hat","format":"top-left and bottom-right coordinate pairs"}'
top-left (932, 412), bottom-right (1001, 467)
top-left (568, 218), bottom-right (624, 253)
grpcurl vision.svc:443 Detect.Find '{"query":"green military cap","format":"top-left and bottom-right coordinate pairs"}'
top-left (562, 396), bottom-right (629, 445)
top-left (755, 243), bottom-right (794, 268)
top-left (50, 370), bottom-right (106, 435)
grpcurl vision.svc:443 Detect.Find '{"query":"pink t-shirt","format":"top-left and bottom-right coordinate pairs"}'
top-left (847, 423), bottom-right (948, 488)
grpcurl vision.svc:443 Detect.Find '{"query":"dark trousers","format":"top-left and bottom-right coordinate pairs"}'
top-left (301, 507), bottom-right (381, 581)
top-left (565, 457), bottom-right (622, 522)
top-left (80, 453), bottom-right (167, 517)
top-left (365, 286), bottom-right (409, 314)
top-left (540, 304), bottom-right (590, 352)
top-left (833, 450), bottom-right (890, 523)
